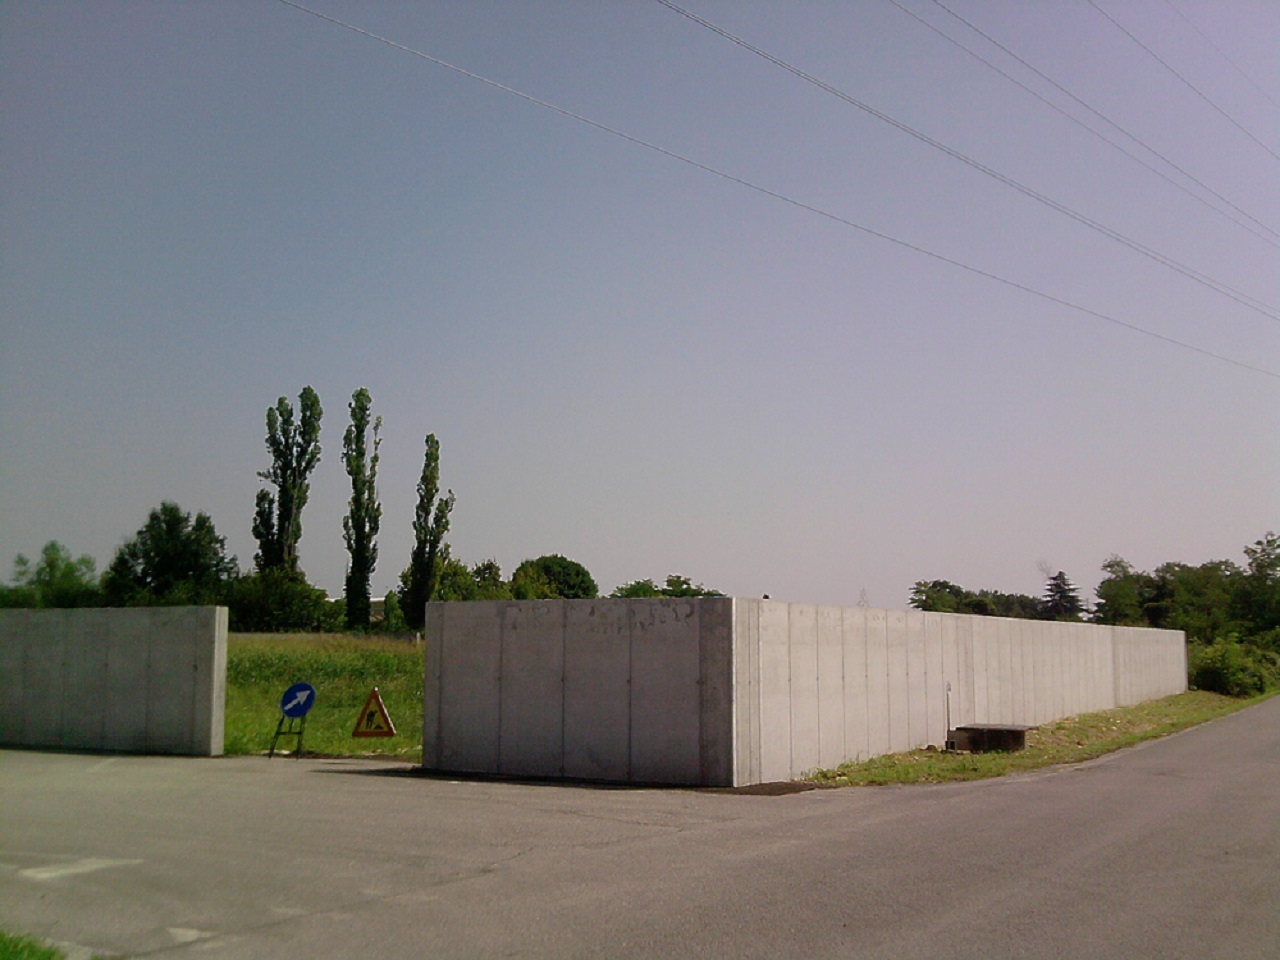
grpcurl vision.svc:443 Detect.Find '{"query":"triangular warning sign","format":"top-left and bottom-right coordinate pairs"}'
top-left (351, 687), bottom-right (397, 738)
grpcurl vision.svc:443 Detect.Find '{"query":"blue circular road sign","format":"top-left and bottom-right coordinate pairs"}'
top-left (280, 682), bottom-right (317, 718)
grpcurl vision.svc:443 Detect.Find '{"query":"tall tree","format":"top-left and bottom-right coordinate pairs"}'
top-left (104, 502), bottom-right (237, 605)
top-left (254, 387), bottom-right (322, 574)
top-left (342, 387), bottom-right (381, 629)
top-left (1041, 570), bottom-right (1084, 621)
top-left (1092, 556), bottom-right (1153, 625)
top-left (401, 433), bottom-right (454, 630)
top-left (1238, 532), bottom-right (1280, 635)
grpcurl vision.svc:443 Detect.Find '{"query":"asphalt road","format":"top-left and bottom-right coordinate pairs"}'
top-left (3, 697), bottom-right (1279, 960)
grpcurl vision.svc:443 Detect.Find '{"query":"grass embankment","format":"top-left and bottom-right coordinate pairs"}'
top-left (225, 633), bottom-right (423, 762)
top-left (806, 690), bottom-right (1271, 787)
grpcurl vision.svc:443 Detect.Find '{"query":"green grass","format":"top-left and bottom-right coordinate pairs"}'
top-left (0, 930), bottom-right (67, 960)
top-left (805, 690), bottom-right (1274, 787)
top-left (225, 633), bottom-right (424, 762)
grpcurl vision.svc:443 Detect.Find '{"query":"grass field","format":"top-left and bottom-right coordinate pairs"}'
top-left (225, 632), bottom-right (424, 762)
top-left (805, 689), bottom-right (1271, 786)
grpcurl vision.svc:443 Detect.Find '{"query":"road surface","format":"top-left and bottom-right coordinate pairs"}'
top-left (3, 696), bottom-right (1278, 958)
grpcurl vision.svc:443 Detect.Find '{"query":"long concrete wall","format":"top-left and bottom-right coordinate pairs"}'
top-left (423, 599), bottom-right (1186, 786)
top-left (0, 607), bottom-right (227, 756)
top-left (734, 600), bottom-right (1186, 784)
top-left (422, 599), bottom-right (734, 784)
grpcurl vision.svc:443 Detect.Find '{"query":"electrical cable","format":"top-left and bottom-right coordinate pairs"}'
top-left (929, 0), bottom-right (1279, 245)
top-left (1085, 0), bottom-right (1280, 163)
top-left (1162, 0), bottom-right (1280, 113)
top-left (884, 0), bottom-right (1280, 249)
top-left (274, 0), bottom-right (1279, 381)
top-left (654, 0), bottom-right (1280, 322)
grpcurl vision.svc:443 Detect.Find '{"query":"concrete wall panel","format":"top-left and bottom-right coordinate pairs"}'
top-left (147, 614), bottom-right (196, 754)
top-left (816, 605), bottom-right (845, 769)
top-left (732, 599), bottom-right (761, 787)
top-left (697, 598), bottom-right (735, 787)
top-left (0, 607), bottom-right (225, 756)
top-left (438, 604), bottom-right (502, 773)
top-left (60, 615), bottom-right (106, 749)
top-left (630, 601), bottom-right (701, 784)
top-left (499, 603), bottom-right (565, 777)
top-left (904, 612), bottom-right (928, 747)
top-left (0, 629), bottom-right (24, 743)
top-left (564, 602), bottom-right (630, 781)
top-left (841, 607), bottom-right (871, 762)
top-left (104, 618), bottom-right (150, 753)
top-left (788, 604), bottom-right (821, 777)
top-left (25, 632), bottom-right (65, 747)
top-left (756, 601), bottom-right (793, 783)
top-left (421, 606), bottom-right (444, 767)
top-left (926, 619), bottom-right (947, 747)
top-left (885, 610), bottom-right (910, 753)
top-left (863, 607), bottom-right (891, 758)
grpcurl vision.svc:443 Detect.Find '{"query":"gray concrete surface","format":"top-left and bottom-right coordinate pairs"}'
top-left (0, 607), bottom-right (226, 756)
top-left (425, 599), bottom-right (1185, 785)
top-left (423, 598), bottom-right (736, 785)
top-left (3, 696), bottom-right (1278, 959)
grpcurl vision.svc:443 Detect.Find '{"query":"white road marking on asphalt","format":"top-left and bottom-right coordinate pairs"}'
top-left (86, 758), bottom-right (119, 773)
top-left (168, 927), bottom-right (215, 944)
top-left (50, 941), bottom-right (100, 960)
top-left (19, 857), bottom-right (142, 881)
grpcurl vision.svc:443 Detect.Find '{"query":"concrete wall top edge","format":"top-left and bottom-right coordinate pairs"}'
top-left (424, 599), bottom-right (1181, 637)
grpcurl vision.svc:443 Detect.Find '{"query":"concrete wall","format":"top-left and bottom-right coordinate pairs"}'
top-left (0, 607), bottom-right (227, 756)
top-left (422, 598), bottom-right (734, 785)
top-left (423, 599), bottom-right (1186, 786)
top-left (735, 601), bottom-right (1186, 783)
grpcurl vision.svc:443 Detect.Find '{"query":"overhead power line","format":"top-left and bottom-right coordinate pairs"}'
top-left (1085, 0), bottom-right (1280, 163)
top-left (929, 0), bottom-right (1280, 246)
top-left (884, 0), bottom-right (1280, 250)
top-left (654, 0), bottom-right (1280, 322)
top-left (1162, 0), bottom-right (1280, 113)
top-left (274, 0), bottom-right (1279, 382)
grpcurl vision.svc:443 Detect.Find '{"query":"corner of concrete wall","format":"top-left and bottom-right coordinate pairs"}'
top-left (697, 597), bottom-right (735, 787)
top-left (731, 598), bottom-right (762, 787)
top-left (421, 601), bottom-right (446, 768)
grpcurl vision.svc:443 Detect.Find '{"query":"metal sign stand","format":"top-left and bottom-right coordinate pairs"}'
top-left (270, 681), bottom-right (317, 759)
top-left (269, 713), bottom-right (307, 759)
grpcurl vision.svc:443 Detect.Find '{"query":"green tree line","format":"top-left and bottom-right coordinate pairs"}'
top-left (910, 534), bottom-right (1280, 696)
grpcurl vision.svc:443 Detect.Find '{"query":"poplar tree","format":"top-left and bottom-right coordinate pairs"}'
top-left (254, 386), bottom-right (322, 574)
top-left (342, 387), bottom-right (381, 629)
top-left (401, 433), bottom-right (454, 630)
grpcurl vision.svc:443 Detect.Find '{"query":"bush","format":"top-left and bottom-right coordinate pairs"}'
top-left (1188, 639), bottom-right (1279, 697)
top-left (227, 569), bottom-right (342, 632)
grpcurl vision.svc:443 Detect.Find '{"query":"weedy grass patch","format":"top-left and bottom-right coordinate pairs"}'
top-left (805, 690), bottom-right (1273, 787)
top-left (0, 930), bottom-right (69, 960)
top-left (225, 633), bottom-right (424, 762)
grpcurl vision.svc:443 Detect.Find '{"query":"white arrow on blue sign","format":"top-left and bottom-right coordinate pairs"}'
top-left (280, 682), bottom-right (317, 719)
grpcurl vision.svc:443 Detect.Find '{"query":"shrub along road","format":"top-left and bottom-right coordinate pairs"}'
top-left (3, 696), bottom-right (1279, 959)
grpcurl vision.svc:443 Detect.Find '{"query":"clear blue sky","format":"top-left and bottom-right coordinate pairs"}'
top-left (2, 1), bottom-right (1276, 608)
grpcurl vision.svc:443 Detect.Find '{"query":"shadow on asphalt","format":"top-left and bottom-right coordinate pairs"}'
top-left (305, 761), bottom-right (818, 796)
